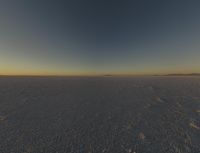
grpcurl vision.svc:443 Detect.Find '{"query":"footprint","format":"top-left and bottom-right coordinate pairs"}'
top-left (24, 145), bottom-right (33, 153)
top-left (128, 148), bottom-right (136, 153)
top-left (176, 102), bottom-right (182, 108)
top-left (138, 132), bottom-right (145, 140)
top-left (155, 97), bottom-right (164, 103)
top-left (189, 121), bottom-right (200, 130)
top-left (0, 115), bottom-right (6, 122)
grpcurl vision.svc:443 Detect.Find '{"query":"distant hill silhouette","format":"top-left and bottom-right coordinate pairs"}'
top-left (155, 73), bottom-right (200, 76)
top-left (167, 73), bottom-right (200, 76)
top-left (103, 74), bottom-right (113, 77)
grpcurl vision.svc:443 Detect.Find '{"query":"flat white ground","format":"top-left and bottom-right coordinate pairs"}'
top-left (0, 76), bottom-right (199, 153)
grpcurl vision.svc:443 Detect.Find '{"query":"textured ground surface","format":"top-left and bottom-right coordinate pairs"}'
top-left (0, 76), bottom-right (200, 153)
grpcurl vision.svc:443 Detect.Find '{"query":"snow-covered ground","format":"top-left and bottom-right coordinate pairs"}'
top-left (0, 76), bottom-right (200, 153)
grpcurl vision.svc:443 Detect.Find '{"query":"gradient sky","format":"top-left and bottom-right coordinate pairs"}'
top-left (0, 0), bottom-right (200, 75)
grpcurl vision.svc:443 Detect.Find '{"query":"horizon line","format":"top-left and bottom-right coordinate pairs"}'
top-left (0, 72), bottom-right (200, 77)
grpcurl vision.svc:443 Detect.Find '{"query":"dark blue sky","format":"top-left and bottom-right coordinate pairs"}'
top-left (0, 0), bottom-right (200, 75)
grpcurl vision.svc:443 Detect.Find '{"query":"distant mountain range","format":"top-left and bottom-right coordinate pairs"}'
top-left (103, 74), bottom-right (113, 77)
top-left (156, 73), bottom-right (200, 76)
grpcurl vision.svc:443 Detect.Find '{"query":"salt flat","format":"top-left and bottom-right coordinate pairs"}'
top-left (0, 76), bottom-right (200, 153)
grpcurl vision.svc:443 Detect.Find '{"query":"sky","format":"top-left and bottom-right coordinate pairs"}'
top-left (0, 0), bottom-right (200, 76)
